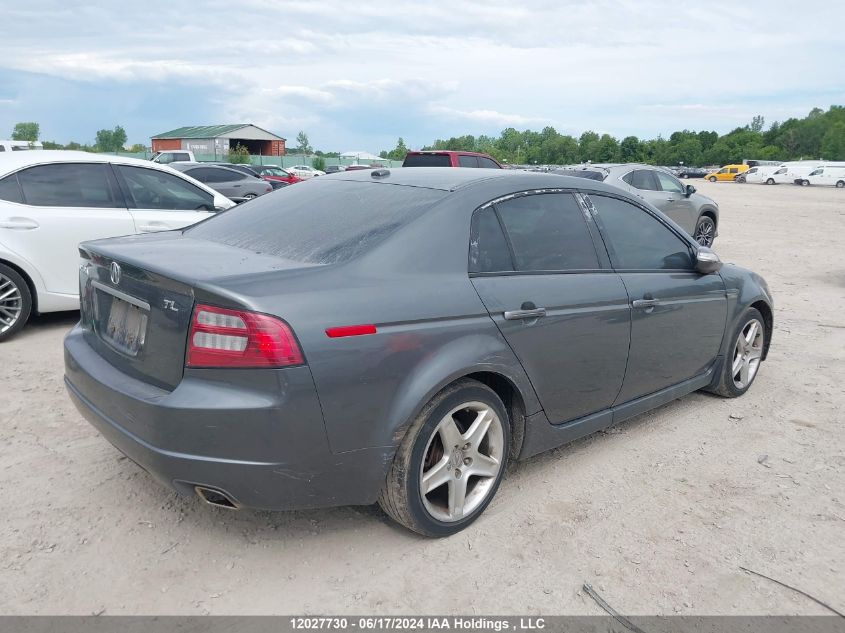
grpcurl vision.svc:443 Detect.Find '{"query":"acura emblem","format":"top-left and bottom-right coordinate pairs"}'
top-left (110, 262), bottom-right (121, 285)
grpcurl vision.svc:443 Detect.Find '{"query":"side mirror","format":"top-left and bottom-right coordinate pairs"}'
top-left (685, 184), bottom-right (696, 197)
top-left (695, 247), bottom-right (722, 274)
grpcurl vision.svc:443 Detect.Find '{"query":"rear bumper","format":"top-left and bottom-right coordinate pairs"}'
top-left (64, 325), bottom-right (391, 511)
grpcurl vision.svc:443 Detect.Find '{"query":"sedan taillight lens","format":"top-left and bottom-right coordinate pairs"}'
top-left (186, 304), bottom-right (303, 368)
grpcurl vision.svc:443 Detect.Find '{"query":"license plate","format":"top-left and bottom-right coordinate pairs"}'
top-left (103, 296), bottom-right (148, 356)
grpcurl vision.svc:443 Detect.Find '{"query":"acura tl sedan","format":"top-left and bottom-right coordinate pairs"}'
top-left (64, 168), bottom-right (773, 536)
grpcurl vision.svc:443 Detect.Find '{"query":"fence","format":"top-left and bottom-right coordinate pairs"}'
top-left (108, 151), bottom-right (403, 169)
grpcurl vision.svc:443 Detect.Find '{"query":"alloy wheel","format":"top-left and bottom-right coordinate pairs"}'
top-left (419, 402), bottom-right (505, 522)
top-left (694, 218), bottom-right (716, 246)
top-left (731, 318), bottom-right (764, 389)
top-left (0, 272), bottom-right (23, 334)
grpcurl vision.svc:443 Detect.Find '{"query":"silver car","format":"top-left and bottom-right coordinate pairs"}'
top-left (170, 163), bottom-right (272, 203)
top-left (555, 164), bottom-right (719, 246)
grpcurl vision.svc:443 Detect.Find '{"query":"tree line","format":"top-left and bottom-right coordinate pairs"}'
top-left (382, 105), bottom-right (845, 166)
top-left (9, 122), bottom-right (142, 153)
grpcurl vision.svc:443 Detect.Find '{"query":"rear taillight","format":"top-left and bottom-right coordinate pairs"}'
top-left (186, 304), bottom-right (303, 368)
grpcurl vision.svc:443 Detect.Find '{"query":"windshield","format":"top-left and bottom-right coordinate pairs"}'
top-left (188, 180), bottom-right (445, 265)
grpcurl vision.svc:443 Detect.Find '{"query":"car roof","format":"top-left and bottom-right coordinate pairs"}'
top-left (406, 150), bottom-right (492, 157)
top-left (0, 150), bottom-right (181, 174)
top-left (171, 163), bottom-right (248, 176)
top-left (326, 166), bottom-right (628, 193)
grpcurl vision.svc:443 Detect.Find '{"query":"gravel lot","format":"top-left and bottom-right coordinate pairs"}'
top-left (1, 180), bottom-right (843, 616)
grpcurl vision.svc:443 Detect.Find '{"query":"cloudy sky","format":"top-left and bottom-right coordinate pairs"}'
top-left (1, 0), bottom-right (843, 152)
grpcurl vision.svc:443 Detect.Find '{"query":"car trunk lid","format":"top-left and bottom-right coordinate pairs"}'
top-left (78, 232), bottom-right (318, 390)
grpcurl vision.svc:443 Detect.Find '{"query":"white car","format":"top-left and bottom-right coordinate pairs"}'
top-left (0, 151), bottom-right (235, 340)
top-left (287, 164), bottom-right (325, 179)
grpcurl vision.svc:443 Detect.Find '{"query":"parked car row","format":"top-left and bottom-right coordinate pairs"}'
top-left (737, 161), bottom-right (845, 187)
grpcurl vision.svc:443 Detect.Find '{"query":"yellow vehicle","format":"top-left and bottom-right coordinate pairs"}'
top-left (705, 164), bottom-right (749, 182)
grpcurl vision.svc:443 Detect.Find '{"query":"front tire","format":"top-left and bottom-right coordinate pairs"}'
top-left (378, 379), bottom-right (510, 537)
top-left (801, 179), bottom-right (809, 186)
top-left (766, 178), bottom-right (775, 185)
top-left (708, 308), bottom-right (766, 398)
top-left (709, 176), bottom-right (717, 182)
top-left (693, 215), bottom-right (716, 247)
top-left (0, 263), bottom-right (32, 342)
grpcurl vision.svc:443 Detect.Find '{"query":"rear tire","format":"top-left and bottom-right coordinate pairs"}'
top-left (378, 379), bottom-right (510, 537)
top-left (836, 180), bottom-right (844, 189)
top-left (709, 176), bottom-right (717, 182)
top-left (801, 179), bottom-right (809, 186)
top-left (0, 263), bottom-right (32, 342)
top-left (766, 178), bottom-right (775, 185)
top-left (707, 307), bottom-right (765, 398)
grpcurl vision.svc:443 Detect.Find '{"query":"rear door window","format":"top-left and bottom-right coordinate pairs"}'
top-left (469, 208), bottom-right (514, 273)
top-left (628, 169), bottom-right (660, 191)
top-left (186, 167), bottom-right (228, 183)
top-left (0, 174), bottom-right (24, 203)
top-left (494, 193), bottom-right (600, 271)
top-left (478, 157), bottom-right (500, 169)
top-left (589, 194), bottom-right (693, 270)
top-left (458, 155), bottom-right (479, 168)
top-left (17, 163), bottom-right (120, 208)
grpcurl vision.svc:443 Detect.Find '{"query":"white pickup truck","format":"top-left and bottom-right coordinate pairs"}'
top-left (151, 150), bottom-right (196, 164)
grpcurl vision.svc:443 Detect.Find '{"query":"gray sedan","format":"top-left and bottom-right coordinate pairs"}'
top-left (64, 168), bottom-right (772, 536)
top-left (555, 164), bottom-right (720, 246)
top-left (170, 163), bottom-right (272, 203)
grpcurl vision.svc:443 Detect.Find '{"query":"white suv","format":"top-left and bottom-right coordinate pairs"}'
top-left (0, 151), bottom-right (235, 341)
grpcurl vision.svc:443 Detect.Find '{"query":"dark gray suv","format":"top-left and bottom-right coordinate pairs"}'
top-left (64, 168), bottom-right (772, 536)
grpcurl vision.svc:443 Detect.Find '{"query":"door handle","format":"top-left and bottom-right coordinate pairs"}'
top-left (632, 298), bottom-right (660, 309)
top-left (139, 223), bottom-right (170, 233)
top-left (0, 218), bottom-right (39, 230)
top-left (504, 308), bottom-right (547, 320)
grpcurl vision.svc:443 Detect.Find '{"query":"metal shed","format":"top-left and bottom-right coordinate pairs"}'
top-left (151, 124), bottom-right (286, 157)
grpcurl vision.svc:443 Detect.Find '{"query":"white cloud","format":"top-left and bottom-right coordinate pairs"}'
top-left (427, 105), bottom-right (548, 128)
top-left (0, 0), bottom-right (843, 148)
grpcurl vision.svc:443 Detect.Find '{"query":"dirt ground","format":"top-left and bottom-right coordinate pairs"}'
top-left (1, 179), bottom-right (843, 616)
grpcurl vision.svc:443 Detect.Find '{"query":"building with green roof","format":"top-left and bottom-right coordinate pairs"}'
top-left (151, 124), bottom-right (286, 157)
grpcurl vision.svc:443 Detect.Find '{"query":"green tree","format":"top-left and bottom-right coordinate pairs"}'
top-left (295, 131), bottom-right (312, 155)
top-left (11, 122), bottom-right (39, 142)
top-left (821, 122), bottom-right (845, 160)
top-left (128, 143), bottom-right (146, 153)
top-left (619, 136), bottom-right (642, 162)
top-left (595, 134), bottom-right (620, 162)
top-left (386, 137), bottom-right (408, 161)
top-left (312, 156), bottom-right (326, 171)
top-left (228, 143), bottom-right (251, 164)
top-left (749, 115), bottom-right (765, 133)
top-left (578, 131), bottom-right (600, 162)
top-left (95, 125), bottom-right (127, 152)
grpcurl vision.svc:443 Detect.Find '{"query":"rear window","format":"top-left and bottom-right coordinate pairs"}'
top-left (188, 180), bottom-right (445, 265)
top-left (403, 154), bottom-right (452, 167)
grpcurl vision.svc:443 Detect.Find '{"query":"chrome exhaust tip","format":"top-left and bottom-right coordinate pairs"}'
top-left (194, 485), bottom-right (239, 510)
